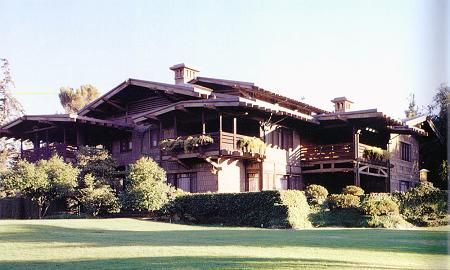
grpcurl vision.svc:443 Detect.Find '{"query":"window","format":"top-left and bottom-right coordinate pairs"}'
top-left (269, 127), bottom-right (293, 150)
top-left (400, 142), bottom-right (411, 162)
top-left (120, 138), bottom-right (132, 152)
top-left (167, 173), bottom-right (195, 192)
top-left (400, 181), bottom-right (409, 192)
top-left (150, 130), bottom-right (160, 149)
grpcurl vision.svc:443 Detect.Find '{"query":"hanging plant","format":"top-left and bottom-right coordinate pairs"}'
top-left (363, 146), bottom-right (389, 162)
top-left (237, 137), bottom-right (266, 156)
top-left (159, 135), bottom-right (214, 153)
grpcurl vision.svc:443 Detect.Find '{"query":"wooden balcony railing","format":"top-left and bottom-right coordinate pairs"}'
top-left (300, 143), bottom-right (354, 163)
top-left (161, 131), bottom-right (258, 156)
top-left (300, 142), bottom-right (389, 166)
top-left (22, 143), bottom-right (77, 163)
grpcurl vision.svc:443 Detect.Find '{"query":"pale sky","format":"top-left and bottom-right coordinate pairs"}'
top-left (1, 0), bottom-right (448, 118)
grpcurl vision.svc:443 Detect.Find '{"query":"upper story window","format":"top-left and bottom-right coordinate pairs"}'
top-left (400, 142), bottom-right (411, 162)
top-left (268, 127), bottom-right (293, 150)
top-left (120, 137), bottom-right (132, 153)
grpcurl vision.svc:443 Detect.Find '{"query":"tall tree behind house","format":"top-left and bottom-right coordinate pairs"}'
top-left (58, 85), bottom-right (99, 114)
top-left (0, 59), bottom-right (24, 172)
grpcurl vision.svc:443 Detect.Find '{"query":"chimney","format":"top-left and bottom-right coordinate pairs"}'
top-left (331, 97), bottom-right (353, 113)
top-left (169, 63), bottom-right (199, 85)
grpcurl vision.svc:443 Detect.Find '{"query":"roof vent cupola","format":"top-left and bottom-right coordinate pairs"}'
top-left (169, 63), bottom-right (199, 85)
top-left (331, 97), bottom-right (353, 113)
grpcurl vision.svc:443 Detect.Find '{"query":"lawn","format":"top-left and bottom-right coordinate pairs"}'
top-left (0, 219), bottom-right (448, 270)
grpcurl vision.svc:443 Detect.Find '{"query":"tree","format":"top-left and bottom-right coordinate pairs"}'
top-left (78, 173), bottom-right (120, 216)
top-left (122, 157), bottom-right (174, 211)
top-left (419, 84), bottom-right (449, 189)
top-left (76, 146), bottom-right (117, 185)
top-left (0, 59), bottom-right (24, 172)
top-left (2, 160), bottom-right (49, 218)
top-left (58, 84), bottom-right (99, 114)
top-left (404, 93), bottom-right (420, 119)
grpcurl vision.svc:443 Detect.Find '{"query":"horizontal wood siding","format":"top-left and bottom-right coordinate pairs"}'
top-left (128, 96), bottom-right (173, 116)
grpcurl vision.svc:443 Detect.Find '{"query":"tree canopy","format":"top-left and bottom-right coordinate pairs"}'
top-left (0, 59), bottom-right (24, 172)
top-left (58, 84), bottom-right (99, 114)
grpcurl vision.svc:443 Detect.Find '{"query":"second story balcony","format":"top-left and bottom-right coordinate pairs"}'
top-left (300, 142), bottom-right (389, 167)
top-left (159, 131), bottom-right (266, 160)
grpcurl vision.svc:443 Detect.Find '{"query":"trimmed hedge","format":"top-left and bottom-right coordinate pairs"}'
top-left (361, 193), bottom-right (399, 216)
top-left (164, 190), bottom-right (311, 229)
top-left (305, 184), bottom-right (328, 205)
top-left (342, 185), bottom-right (365, 196)
top-left (327, 194), bottom-right (360, 210)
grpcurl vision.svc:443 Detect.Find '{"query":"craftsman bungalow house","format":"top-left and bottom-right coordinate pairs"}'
top-left (0, 64), bottom-right (428, 193)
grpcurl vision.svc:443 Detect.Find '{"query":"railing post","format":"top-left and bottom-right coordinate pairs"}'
top-left (233, 117), bottom-right (237, 149)
top-left (201, 111), bottom-right (206, 134)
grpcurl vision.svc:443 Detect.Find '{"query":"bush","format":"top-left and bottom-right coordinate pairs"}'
top-left (76, 146), bottom-right (117, 185)
top-left (122, 157), bottom-right (174, 211)
top-left (309, 208), bottom-right (364, 227)
top-left (361, 194), bottom-right (399, 216)
top-left (394, 182), bottom-right (448, 226)
top-left (3, 156), bottom-right (79, 218)
top-left (342, 185), bottom-right (364, 196)
top-left (327, 194), bottom-right (360, 210)
top-left (305, 184), bottom-right (328, 205)
top-left (164, 190), bottom-right (311, 229)
top-left (366, 214), bottom-right (412, 229)
top-left (79, 174), bottom-right (121, 216)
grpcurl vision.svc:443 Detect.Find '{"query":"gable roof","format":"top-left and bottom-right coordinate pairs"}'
top-left (132, 96), bottom-right (320, 124)
top-left (190, 76), bottom-right (329, 115)
top-left (78, 78), bottom-right (212, 116)
top-left (0, 113), bottom-right (133, 136)
top-left (314, 109), bottom-right (428, 136)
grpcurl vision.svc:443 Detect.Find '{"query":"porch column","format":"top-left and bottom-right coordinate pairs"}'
top-left (63, 127), bottom-right (66, 145)
top-left (353, 126), bottom-right (360, 186)
top-left (20, 139), bottom-right (23, 159)
top-left (173, 113), bottom-right (177, 137)
top-left (201, 111), bottom-right (206, 134)
top-left (34, 131), bottom-right (39, 150)
top-left (233, 117), bottom-right (237, 148)
top-left (219, 113), bottom-right (222, 132)
top-left (45, 129), bottom-right (49, 150)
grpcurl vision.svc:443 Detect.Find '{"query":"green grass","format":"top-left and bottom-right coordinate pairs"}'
top-left (0, 219), bottom-right (448, 269)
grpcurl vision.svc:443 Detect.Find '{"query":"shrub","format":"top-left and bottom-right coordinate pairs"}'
top-left (309, 208), bottom-right (364, 227)
top-left (366, 214), bottom-right (413, 229)
top-left (327, 194), bottom-right (360, 210)
top-left (122, 157), bottom-right (173, 211)
top-left (76, 146), bottom-right (117, 185)
top-left (342, 185), bottom-right (364, 196)
top-left (164, 190), bottom-right (311, 229)
top-left (361, 194), bottom-right (399, 216)
top-left (305, 184), bottom-right (328, 204)
top-left (79, 174), bottom-right (121, 216)
top-left (394, 182), bottom-right (448, 226)
top-left (3, 156), bottom-right (79, 218)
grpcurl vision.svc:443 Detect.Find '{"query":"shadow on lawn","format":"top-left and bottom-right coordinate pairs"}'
top-left (0, 223), bottom-right (447, 255)
top-left (0, 256), bottom-right (411, 270)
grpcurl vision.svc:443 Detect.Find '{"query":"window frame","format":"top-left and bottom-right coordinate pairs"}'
top-left (400, 142), bottom-right (411, 162)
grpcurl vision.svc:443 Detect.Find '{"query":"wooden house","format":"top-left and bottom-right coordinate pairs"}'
top-left (0, 64), bottom-right (429, 193)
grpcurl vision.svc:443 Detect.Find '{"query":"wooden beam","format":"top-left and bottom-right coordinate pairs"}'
top-left (102, 98), bottom-right (126, 111)
top-left (23, 126), bottom-right (58, 134)
top-left (302, 168), bottom-right (353, 174)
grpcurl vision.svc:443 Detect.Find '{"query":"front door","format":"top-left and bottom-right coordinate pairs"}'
top-left (247, 173), bottom-right (260, 191)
